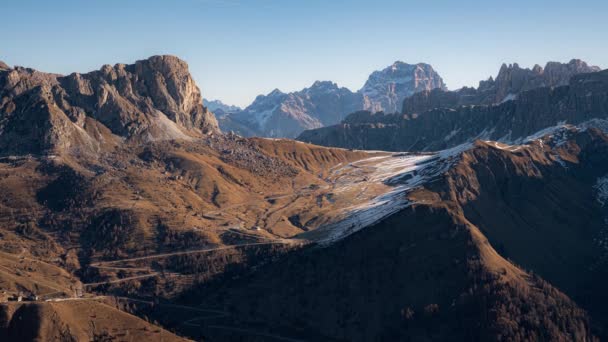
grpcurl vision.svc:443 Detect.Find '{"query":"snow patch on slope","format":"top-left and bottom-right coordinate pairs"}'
top-left (317, 118), bottom-right (608, 245)
top-left (499, 93), bottom-right (518, 104)
top-left (317, 143), bottom-right (471, 245)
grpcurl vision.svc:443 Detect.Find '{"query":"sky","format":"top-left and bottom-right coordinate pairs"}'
top-left (2, 0), bottom-right (607, 108)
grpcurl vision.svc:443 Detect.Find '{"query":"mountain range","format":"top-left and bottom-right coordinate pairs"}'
top-left (298, 59), bottom-right (602, 151)
top-left (219, 62), bottom-right (445, 138)
top-left (1, 55), bottom-right (608, 341)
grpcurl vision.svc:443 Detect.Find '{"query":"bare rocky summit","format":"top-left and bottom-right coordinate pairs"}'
top-left (0, 55), bottom-right (218, 156)
top-left (402, 59), bottom-right (601, 114)
top-left (361, 61), bottom-right (446, 113)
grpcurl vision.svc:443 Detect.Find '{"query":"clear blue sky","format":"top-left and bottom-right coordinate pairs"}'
top-left (2, 0), bottom-right (606, 107)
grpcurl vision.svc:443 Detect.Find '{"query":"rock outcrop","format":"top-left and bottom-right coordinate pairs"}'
top-left (0, 55), bottom-right (219, 156)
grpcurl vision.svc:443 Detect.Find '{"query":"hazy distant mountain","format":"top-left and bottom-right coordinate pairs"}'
top-left (220, 62), bottom-right (445, 138)
top-left (203, 98), bottom-right (241, 113)
top-left (220, 81), bottom-right (364, 138)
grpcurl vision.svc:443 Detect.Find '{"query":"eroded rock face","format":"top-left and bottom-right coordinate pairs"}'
top-left (0, 55), bottom-right (219, 156)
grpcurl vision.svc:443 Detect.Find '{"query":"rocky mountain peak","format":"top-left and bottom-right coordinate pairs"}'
top-left (542, 59), bottom-right (601, 85)
top-left (403, 58), bottom-right (603, 116)
top-left (360, 61), bottom-right (446, 113)
top-left (268, 88), bottom-right (284, 97)
top-left (309, 80), bottom-right (339, 90)
top-left (0, 55), bottom-right (219, 156)
top-left (482, 59), bottom-right (601, 103)
top-left (0, 61), bottom-right (9, 71)
top-left (220, 61), bottom-right (447, 138)
top-left (81, 55), bottom-right (214, 133)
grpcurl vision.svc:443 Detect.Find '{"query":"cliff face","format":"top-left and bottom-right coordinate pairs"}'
top-left (298, 69), bottom-right (608, 152)
top-left (0, 55), bottom-right (219, 156)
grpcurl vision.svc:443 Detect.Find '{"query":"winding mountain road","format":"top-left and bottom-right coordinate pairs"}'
top-left (85, 240), bottom-right (304, 287)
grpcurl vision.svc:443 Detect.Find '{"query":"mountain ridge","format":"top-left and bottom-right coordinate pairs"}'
top-left (219, 61), bottom-right (445, 138)
top-left (402, 58), bottom-right (601, 114)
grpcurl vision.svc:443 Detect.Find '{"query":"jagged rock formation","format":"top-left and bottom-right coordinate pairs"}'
top-left (0, 55), bottom-right (219, 156)
top-left (219, 62), bottom-right (445, 138)
top-left (402, 59), bottom-right (600, 114)
top-left (361, 61), bottom-right (446, 113)
top-left (222, 81), bottom-right (365, 138)
top-left (298, 66), bottom-right (608, 152)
